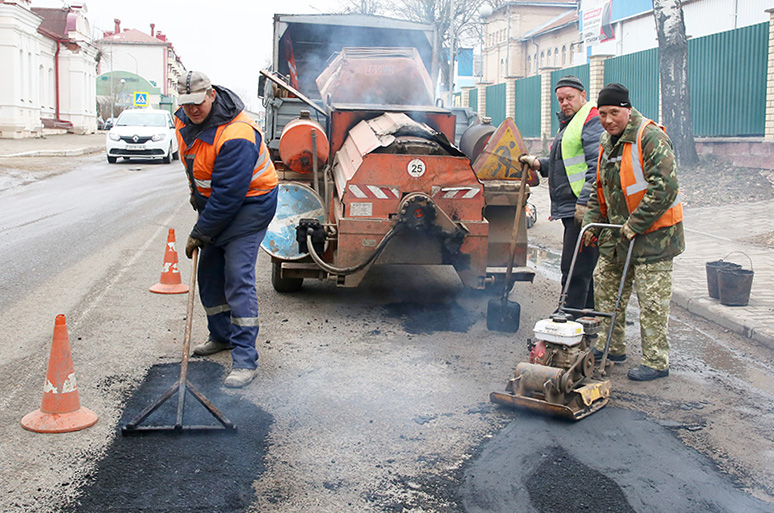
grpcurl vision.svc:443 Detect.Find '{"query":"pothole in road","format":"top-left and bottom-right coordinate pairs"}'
top-left (382, 301), bottom-right (476, 334)
top-left (63, 361), bottom-right (273, 513)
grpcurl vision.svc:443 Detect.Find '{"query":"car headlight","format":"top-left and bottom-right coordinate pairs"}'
top-left (109, 132), bottom-right (120, 141)
top-left (152, 133), bottom-right (166, 142)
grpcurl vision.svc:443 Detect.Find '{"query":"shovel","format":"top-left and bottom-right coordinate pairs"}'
top-left (486, 160), bottom-right (530, 332)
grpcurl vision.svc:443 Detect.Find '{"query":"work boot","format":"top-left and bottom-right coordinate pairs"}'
top-left (192, 338), bottom-right (233, 356)
top-left (224, 367), bottom-right (259, 388)
top-left (591, 346), bottom-right (626, 363)
top-left (627, 365), bottom-right (669, 381)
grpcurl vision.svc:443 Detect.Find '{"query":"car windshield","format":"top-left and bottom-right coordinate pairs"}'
top-left (116, 112), bottom-right (168, 127)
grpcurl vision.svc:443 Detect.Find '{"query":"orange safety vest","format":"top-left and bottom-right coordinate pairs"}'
top-left (176, 111), bottom-right (278, 198)
top-left (596, 117), bottom-right (682, 234)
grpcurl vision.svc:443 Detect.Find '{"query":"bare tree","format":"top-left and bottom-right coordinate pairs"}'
top-left (653, 0), bottom-right (698, 166)
top-left (339, 0), bottom-right (385, 15)
top-left (388, 0), bottom-right (488, 93)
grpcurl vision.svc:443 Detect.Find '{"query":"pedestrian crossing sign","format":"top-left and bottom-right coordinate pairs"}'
top-left (133, 92), bottom-right (149, 107)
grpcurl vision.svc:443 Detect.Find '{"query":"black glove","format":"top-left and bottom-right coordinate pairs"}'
top-left (185, 235), bottom-right (205, 259)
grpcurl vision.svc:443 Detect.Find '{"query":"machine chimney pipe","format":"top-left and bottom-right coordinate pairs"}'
top-left (114, 18), bottom-right (121, 34)
top-left (150, 23), bottom-right (155, 37)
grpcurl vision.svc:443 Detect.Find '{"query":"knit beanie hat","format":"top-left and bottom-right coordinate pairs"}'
top-left (554, 75), bottom-right (585, 92)
top-left (597, 83), bottom-right (632, 108)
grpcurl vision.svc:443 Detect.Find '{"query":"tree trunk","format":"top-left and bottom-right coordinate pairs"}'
top-left (652, 0), bottom-right (699, 166)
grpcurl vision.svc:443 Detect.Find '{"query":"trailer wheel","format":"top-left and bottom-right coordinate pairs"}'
top-left (272, 260), bottom-right (303, 292)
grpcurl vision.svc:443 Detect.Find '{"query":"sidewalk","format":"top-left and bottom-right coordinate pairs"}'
top-left (527, 183), bottom-right (774, 350)
top-left (0, 132), bottom-right (104, 157)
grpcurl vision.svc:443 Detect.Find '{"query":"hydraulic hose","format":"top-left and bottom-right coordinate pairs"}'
top-left (305, 222), bottom-right (405, 275)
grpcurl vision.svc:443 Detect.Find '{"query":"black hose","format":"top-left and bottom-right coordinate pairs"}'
top-left (305, 223), bottom-right (405, 275)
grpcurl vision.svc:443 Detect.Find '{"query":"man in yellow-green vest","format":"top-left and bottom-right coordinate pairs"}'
top-left (520, 76), bottom-right (604, 313)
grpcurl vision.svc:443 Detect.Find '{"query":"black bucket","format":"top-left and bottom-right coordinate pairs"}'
top-left (705, 260), bottom-right (741, 299)
top-left (717, 268), bottom-right (754, 306)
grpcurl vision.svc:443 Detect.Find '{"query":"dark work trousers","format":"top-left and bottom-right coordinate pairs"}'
top-left (560, 217), bottom-right (598, 310)
top-left (198, 229), bottom-right (267, 370)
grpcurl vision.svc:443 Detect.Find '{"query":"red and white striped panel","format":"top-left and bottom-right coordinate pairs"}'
top-left (348, 184), bottom-right (401, 199)
top-left (431, 186), bottom-right (482, 199)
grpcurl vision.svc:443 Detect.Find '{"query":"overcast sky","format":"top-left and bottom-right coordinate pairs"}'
top-left (34, 0), bottom-right (347, 109)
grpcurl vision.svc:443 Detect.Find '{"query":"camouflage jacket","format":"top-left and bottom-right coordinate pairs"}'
top-left (584, 108), bottom-right (685, 265)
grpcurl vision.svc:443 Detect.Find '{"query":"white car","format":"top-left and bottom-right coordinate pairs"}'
top-left (106, 109), bottom-right (179, 164)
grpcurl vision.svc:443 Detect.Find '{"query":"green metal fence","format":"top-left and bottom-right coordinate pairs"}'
top-left (550, 65), bottom-right (590, 134)
top-left (486, 83), bottom-right (507, 126)
top-left (469, 88), bottom-right (478, 114)
top-left (604, 49), bottom-right (660, 121)
top-left (514, 75), bottom-right (541, 138)
top-left (688, 22), bottom-right (767, 137)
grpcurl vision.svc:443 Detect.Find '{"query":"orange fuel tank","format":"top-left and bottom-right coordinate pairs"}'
top-left (278, 112), bottom-right (330, 174)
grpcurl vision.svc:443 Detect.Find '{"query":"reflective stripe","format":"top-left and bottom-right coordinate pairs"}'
top-left (195, 179), bottom-right (212, 188)
top-left (204, 304), bottom-right (231, 316)
top-left (568, 173), bottom-right (586, 184)
top-left (670, 192), bottom-right (682, 209)
top-left (563, 154), bottom-right (586, 167)
top-left (231, 316), bottom-right (259, 327)
top-left (626, 119), bottom-right (650, 196)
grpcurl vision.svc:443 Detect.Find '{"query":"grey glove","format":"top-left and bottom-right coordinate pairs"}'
top-left (185, 235), bottom-right (205, 259)
top-left (518, 154), bottom-right (540, 169)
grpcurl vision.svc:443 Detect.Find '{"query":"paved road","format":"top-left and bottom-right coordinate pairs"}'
top-left (1, 159), bottom-right (772, 512)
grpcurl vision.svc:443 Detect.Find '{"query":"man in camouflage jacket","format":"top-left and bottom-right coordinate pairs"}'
top-left (583, 83), bottom-right (685, 381)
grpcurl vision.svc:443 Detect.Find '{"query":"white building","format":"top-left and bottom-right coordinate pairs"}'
top-left (583, 0), bottom-right (771, 57)
top-left (0, 0), bottom-right (99, 138)
top-left (95, 20), bottom-right (186, 105)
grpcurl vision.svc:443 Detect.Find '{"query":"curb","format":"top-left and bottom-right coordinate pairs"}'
top-left (0, 145), bottom-right (103, 158)
top-left (671, 285), bottom-right (774, 350)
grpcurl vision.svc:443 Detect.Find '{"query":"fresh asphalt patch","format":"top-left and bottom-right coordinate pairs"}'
top-left (460, 407), bottom-right (771, 513)
top-left (64, 361), bottom-right (272, 513)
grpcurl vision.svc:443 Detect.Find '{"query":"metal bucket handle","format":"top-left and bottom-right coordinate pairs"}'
top-left (721, 251), bottom-right (753, 271)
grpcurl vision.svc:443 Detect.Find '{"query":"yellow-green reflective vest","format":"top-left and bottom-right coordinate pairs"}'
top-left (560, 101), bottom-right (595, 197)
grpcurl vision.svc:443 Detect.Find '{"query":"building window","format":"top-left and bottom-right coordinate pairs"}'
top-left (554, 47), bottom-right (559, 66)
top-left (546, 49), bottom-right (551, 67)
top-left (540, 50), bottom-right (545, 68)
top-left (562, 45), bottom-right (567, 66)
top-left (527, 55), bottom-right (532, 75)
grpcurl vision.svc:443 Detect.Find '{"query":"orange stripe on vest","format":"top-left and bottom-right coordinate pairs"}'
top-left (176, 111), bottom-right (278, 198)
top-left (595, 118), bottom-right (682, 233)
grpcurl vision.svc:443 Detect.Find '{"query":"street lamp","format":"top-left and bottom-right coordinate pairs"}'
top-left (478, 5), bottom-right (492, 83)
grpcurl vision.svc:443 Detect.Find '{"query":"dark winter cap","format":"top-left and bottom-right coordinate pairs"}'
top-left (597, 83), bottom-right (632, 108)
top-left (554, 75), bottom-right (585, 92)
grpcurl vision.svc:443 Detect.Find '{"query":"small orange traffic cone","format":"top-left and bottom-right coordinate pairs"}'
top-left (150, 228), bottom-right (189, 294)
top-left (21, 315), bottom-right (98, 433)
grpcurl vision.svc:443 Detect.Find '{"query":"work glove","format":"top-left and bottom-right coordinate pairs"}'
top-left (189, 194), bottom-right (197, 211)
top-left (518, 154), bottom-right (540, 170)
top-left (581, 229), bottom-right (598, 249)
top-left (574, 203), bottom-right (590, 226)
top-left (620, 222), bottom-right (636, 242)
top-left (185, 235), bottom-right (205, 259)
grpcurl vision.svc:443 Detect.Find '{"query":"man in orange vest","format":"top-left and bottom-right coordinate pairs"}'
top-left (175, 71), bottom-right (279, 388)
top-left (582, 83), bottom-right (684, 381)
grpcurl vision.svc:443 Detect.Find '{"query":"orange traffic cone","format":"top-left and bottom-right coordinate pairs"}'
top-left (150, 228), bottom-right (189, 294)
top-left (21, 315), bottom-right (98, 433)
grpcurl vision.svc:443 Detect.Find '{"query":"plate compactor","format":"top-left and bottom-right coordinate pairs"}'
top-left (491, 224), bottom-right (634, 420)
